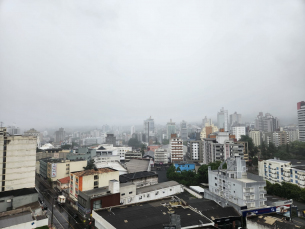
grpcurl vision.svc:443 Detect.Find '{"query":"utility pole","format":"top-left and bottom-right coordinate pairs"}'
top-left (51, 196), bottom-right (55, 228)
top-left (148, 122), bottom-right (149, 146)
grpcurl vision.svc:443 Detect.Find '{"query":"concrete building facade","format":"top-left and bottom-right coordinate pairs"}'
top-left (249, 130), bottom-right (261, 147)
top-left (170, 134), bottom-right (183, 163)
top-left (0, 127), bottom-right (37, 192)
top-left (298, 101), bottom-right (305, 142)
top-left (154, 148), bottom-right (168, 164)
top-left (217, 107), bottom-right (229, 131)
top-left (232, 126), bottom-right (246, 141)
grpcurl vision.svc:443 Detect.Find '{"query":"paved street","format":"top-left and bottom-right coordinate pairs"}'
top-left (35, 175), bottom-right (86, 229)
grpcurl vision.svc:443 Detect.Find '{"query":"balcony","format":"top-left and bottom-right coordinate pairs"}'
top-left (283, 177), bottom-right (290, 182)
top-left (259, 190), bottom-right (267, 194)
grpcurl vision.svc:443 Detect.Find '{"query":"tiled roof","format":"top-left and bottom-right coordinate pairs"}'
top-left (58, 176), bottom-right (70, 184)
top-left (72, 168), bottom-right (117, 177)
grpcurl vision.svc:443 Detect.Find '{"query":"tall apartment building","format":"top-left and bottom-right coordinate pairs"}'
top-left (249, 130), bottom-right (261, 147)
top-left (6, 126), bottom-right (21, 135)
top-left (286, 129), bottom-right (299, 142)
top-left (217, 107), bottom-right (228, 131)
top-left (255, 113), bottom-right (279, 132)
top-left (105, 134), bottom-right (116, 146)
top-left (130, 126), bottom-right (135, 136)
top-left (170, 134), bottom-right (183, 163)
top-left (202, 116), bottom-right (212, 127)
top-left (55, 127), bottom-right (65, 143)
top-left (258, 158), bottom-right (305, 189)
top-left (200, 123), bottom-right (218, 140)
top-left (144, 116), bottom-right (155, 134)
top-left (167, 119), bottom-right (176, 140)
top-left (298, 101), bottom-right (305, 142)
top-left (154, 148), bottom-right (168, 164)
top-left (188, 141), bottom-right (202, 161)
top-left (272, 131), bottom-right (289, 147)
top-left (180, 120), bottom-right (188, 141)
top-left (232, 126), bottom-right (245, 141)
top-left (230, 112), bottom-right (242, 129)
top-left (0, 127), bottom-right (37, 192)
top-left (24, 128), bottom-right (41, 148)
top-left (205, 156), bottom-right (267, 213)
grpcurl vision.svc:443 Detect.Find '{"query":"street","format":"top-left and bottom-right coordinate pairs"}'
top-left (35, 175), bottom-right (86, 229)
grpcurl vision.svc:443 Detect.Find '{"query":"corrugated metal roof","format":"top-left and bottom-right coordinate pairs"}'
top-left (0, 212), bottom-right (33, 228)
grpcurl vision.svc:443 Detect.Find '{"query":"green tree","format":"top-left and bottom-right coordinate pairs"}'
top-left (128, 138), bottom-right (142, 149)
top-left (83, 159), bottom-right (96, 170)
top-left (162, 139), bottom-right (169, 145)
top-left (252, 157), bottom-right (258, 166)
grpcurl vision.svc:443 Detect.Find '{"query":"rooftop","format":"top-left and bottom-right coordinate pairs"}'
top-left (119, 171), bottom-right (158, 183)
top-left (58, 176), bottom-right (70, 184)
top-left (266, 159), bottom-right (290, 164)
top-left (0, 188), bottom-right (37, 198)
top-left (136, 181), bottom-right (180, 194)
top-left (125, 159), bottom-right (150, 173)
top-left (94, 198), bottom-right (213, 229)
top-left (72, 168), bottom-right (117, 177)
top-left (81, 186), bottom-right (110, 198)
top-left (236, 178), bottom-right (257, 183)
top-left (0, 211), bottom-right (33, 228)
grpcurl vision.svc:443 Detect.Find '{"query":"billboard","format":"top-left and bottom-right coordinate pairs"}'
top-left (276, 205), bottom-right (291, 217)
top-left (242, 207), bottom-right (276, 217)
top-left (51, 163), bottom-right (57, 177)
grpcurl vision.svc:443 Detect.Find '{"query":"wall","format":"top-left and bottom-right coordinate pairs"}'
top-left (92, 210), bottom-right (116, 229)
top-left (81, 171), bottom-right (119, 192)
top-left (120, 184), bottom-right (136, 204)
top-left (131, 175), bottom-right (158, 188)
top-left (13, 192), bottom-right (38, 209)
top-left (0, 136), bottom-right (36, 191)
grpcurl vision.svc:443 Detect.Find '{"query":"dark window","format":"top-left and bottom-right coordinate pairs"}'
top-left (94, 175), bottom-right (98, 180)
top-left (129, 192), bottom-right (132, 194)
top-left (121, 193), bottom-right (125, 196)
top-left (94, 181), bottom-right (98, 186)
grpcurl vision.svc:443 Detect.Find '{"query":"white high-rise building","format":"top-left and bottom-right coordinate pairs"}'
top-left (298, 101), bottom-right (305, 142)
top-left (249, 130), bottom-right (261, 147)
top-left (131, 126), bottom-right (135, 136)
top-left (230, 112), bottom-right (242, 128)
top-left (232, 126), bottom-right (246, 141)
top-left (0, 127), bottom-right (37, 192)
top-left (217, 107), bottom-right (228, 131)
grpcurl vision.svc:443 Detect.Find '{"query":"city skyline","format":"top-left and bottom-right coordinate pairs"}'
top-left (1, 0), bottom-right (305, 128)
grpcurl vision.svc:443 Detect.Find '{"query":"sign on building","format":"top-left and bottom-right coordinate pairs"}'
top-left (242, 207), bottom-right (276, 217)
top-left (51, 163), bottom-right (57, 177)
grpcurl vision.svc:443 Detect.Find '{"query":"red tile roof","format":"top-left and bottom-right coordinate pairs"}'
top-left (58, 176), bottom-right (70, 184)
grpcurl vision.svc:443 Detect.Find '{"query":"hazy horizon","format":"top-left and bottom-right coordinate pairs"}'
top-left (1, 0), bottom-right (304, 129)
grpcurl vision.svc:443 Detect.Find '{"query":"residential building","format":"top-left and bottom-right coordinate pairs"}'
top-left (262, 132), bottom-right (273, 146)
top-left (39, 158), bottom-right (87, 182)
top-left (119, 171), bottom-right (158, 187)
top-left (217, 107), bottom-right (229, 131)
top-left (89, 144), bottom-right (131, 160)
top-left (298, 101), bottom-right (305, 142)
top-left (90, 129), bottom-right (100, 137)
top-left (174, 162), bottom-right (195, 172)
top-left (170, 134), bottom-right (183, 163)
top-left (180, 120), bottom-right (188, 141)
top-left (105, 134), bottom-right (116, 146)
top-left (166, 119), bottom-right (176, 140)
top-left (6, 125), bottom-right (21, 135)
top-left (202, 116), bottom-right (212, 127)
top-left (24, 128), bottom-right (41, 148)
top-left (83, 137), bottom-right (103, 146)
top-left (224, 141), bottom-right (245, 161)
top-left (249, 130), bottom-right (261, 147)
top-left (154, 148), bottom-right (168, 164)
top-left (230, 112), bottom-right (242, 129)
top-left (232, 126), bottom-right (246, 141)
top-left (236, 141), bottom-right (249, 162)
top-left (55, 127), bottom-right (65, 143)
top-left (69, 168), bottom-right (119, 203)
top-left (286, 129), bottom-right (299, 142)
top-left (0, 127), bottom-right (37, 192)
top-left (205, 156), bottom-right (267, 213)
top-left (258, 158), bottom-right (305, 189)
top-left (255, 113), bottom-right (279, 132)
top-left (272, 131), bottom-right (289, 147)
top-left (66, 147), bottom-right (97, 161)
top-left (188, 140), bottom-right (202, 161)
top-left (200, 123), bottom-right (218, 140)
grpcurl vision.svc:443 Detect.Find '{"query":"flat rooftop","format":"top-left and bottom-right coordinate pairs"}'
top-left (72, 168), bottom-right (117, 177)
top-left (119, 171), bottom-right (157, 183)
top-left (236, 178), bottom-right (257, 183)
top-left (81, 186), bottom-right (110, 198)
top-left (94, 198), bottom-right (213, 229)
top-left (265, 159), bottom-right (290, 164)
top-left (0, 210), bottom-right (33, 228)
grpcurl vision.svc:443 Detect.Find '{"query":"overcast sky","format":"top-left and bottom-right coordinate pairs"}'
top-left (1, 0), bottom-right (305, 129)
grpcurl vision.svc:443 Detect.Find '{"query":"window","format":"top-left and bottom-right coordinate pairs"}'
top-left (147, 194), bottom-right (150, 197)
top-left (155, 191), bottom-right (159, 195)
top-left (94, 181), bottom-right (98, 186)
top-left (121, 193), bottom-right (125, 196)
top-left (129, 192), bottom-right (132, 194)
top-left (231, 174), bottom-right (234, 178)
top-left (93, 200), bottom-right (101, 210)
top-left (215, 183), bottom-right (217, 186)
top-left (94, 175), bottom-right (98, 180)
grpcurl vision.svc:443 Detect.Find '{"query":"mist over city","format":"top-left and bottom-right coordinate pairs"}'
top-left (0, 1), bottom-right (305, 229)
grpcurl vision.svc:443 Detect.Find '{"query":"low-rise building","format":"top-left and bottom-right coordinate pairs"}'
top-left (147, 145), bottom-right (161, 152)
top-left (154, 148), bottom-right (168, 164)
top-left (69, 168), bottom-right (119, 204)
top-left (39, 158), bottom-right (87, 182)
top-left (205, 156), bottom-right (267, 213)
top-left (125, 159), bottom-right (151, 173)
top-left (174, 162), bottom-right (195, 172)
top-left (124, 151), bottom-right (142, 161)
top-left (119, 171), bottom-right (158, 187)
top-left (57, 176), bottom-right (70, 193)
top-left (258, 158), bottom-right (305, 188)
top-left (94, 161), bottom-right (127, 175)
